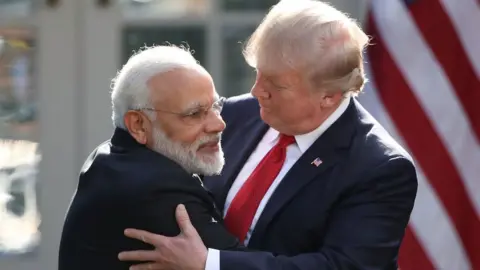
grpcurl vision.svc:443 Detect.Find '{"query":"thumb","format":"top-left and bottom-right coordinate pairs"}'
top-left (175, 204), bottom-right (196, 236)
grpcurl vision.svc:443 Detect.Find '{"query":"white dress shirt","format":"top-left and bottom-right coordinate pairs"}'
top-left (205, 97), bottom-right (351, 270)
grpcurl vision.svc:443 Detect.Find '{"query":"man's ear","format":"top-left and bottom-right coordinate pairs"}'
top-left (124, 111), bottom-right (149, 145)
top-left (320, 91), bottom-right (344, 109)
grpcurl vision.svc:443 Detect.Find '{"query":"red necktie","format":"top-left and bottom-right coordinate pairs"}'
top-left (224, 134), bottom-right (295, 242)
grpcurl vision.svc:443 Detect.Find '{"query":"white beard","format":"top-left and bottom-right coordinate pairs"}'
top-left (150, 126), bottom-right (225, 176)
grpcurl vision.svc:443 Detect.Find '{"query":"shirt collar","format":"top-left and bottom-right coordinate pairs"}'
top-left (267, 97), bottom-right (351, 153)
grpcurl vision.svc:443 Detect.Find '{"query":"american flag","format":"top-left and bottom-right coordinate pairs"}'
top-left (359, 0), bottom-right (480, 269)
top-left (311, 157), bottom-right (323, 167)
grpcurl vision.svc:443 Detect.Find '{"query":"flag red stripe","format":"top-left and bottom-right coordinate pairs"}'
top-left (399, 226), bottom-right (435, 270)
top-left (407, 0), bottom-right (480, 142)
top-left (367, 14), bottom-right (480, 269)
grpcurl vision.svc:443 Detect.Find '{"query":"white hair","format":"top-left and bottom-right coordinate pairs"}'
top-left (243, 0), bottom-right (370, 95)
top-left (110, 45), bottom-right (201, 129)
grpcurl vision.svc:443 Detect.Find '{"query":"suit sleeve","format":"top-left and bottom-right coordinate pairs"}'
top-left (132, 187), bottom-right (242, 251)
top-left (216, 157), bottom-right (418, 270)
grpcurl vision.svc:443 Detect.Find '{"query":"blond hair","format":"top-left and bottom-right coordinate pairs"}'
top-left (243, 0), bottom-right (370, 96)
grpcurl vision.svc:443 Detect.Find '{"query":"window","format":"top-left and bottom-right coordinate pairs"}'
top-left (122, 26), bottom-right (206, 66)
top-left (222, 25), bottom-right (256, 97)
top-left (0, 0), bottom-right (32, 18)
top-left (221, 0), bottom-right (279, 11)
top-left (121, 0), bottom-right (212, 19)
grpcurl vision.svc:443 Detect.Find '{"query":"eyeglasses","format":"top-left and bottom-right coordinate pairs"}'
top-left (136, 97), bottom-right (226, 126)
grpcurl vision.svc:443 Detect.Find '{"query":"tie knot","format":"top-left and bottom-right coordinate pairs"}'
top-left (277, 134), bottom-right (295, 148)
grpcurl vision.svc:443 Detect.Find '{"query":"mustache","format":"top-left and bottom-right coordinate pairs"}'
top-left (195, 133), bottom-right (222, 147)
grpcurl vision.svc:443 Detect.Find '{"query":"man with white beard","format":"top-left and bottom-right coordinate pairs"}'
top-left (58, 45), bottom-right (241, 270)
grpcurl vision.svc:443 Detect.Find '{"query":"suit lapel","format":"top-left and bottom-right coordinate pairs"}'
top-left (248, 99), bottom-right (358, 247)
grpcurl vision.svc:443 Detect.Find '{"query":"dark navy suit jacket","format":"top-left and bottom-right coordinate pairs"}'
top-left (203, 95), bottom-right (418, 270)
top-left (58, 128), bottom-right (239, 270)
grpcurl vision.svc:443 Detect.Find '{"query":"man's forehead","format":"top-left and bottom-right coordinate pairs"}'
top-left (149, 69), bottom-right (198, 87)
top-left (154, 92), bottom-right (216, 112)
top-left (256, 56), bottom-right (299, 76)
top-left (181, 94), bottom-right (219, 111)
top-left (149, 69), bottom-right (216, 108)
top-left (256, 65), bottom-right (298, 82)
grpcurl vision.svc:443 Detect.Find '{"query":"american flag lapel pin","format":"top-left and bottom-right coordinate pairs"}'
top-left (311, 157), bottom-right (323, 167)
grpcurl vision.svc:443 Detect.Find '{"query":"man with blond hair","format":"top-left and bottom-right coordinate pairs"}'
top-left (118, 1), bottom-right (418, 269)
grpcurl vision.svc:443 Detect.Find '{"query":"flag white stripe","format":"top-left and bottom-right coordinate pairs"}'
top-left (409, 172), bottom-right (471, 270)
top-left (439, 0), bottom-right (480, 78)
top-left (372, 0), bottom-right (480, 216)
top-left (359, 61), bottom-right (471, 270)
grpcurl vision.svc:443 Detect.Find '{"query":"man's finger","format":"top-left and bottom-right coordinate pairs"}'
top-left (118, 250), bottom-right (158, 262)
top-left (130, 263), bottom-right (165, 270)
top-left (124, 229), bottom-right (167, 246)
top-left (175, 204), bottom-right (196, 236)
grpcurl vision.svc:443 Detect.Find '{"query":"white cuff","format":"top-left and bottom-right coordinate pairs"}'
top-left (205, 248), bottom-right (220, 270)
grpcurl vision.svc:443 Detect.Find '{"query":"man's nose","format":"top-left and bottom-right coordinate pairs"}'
top-left (250, 83), bottom-right (269, 99)
top-left (205, 111), bottom-right (226, 133)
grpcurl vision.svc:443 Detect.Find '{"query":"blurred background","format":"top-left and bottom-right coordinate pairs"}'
top-left (0, 0), bottom-right (478, 269)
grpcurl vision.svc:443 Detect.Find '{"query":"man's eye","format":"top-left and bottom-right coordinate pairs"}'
top-left (186, 111), bottom-right (203, 118)
top-left (269, 81), bottom-right (286, 89)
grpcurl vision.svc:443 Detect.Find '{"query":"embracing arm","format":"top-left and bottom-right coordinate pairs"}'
top-left (209, 157), bottom-right (418, 270)
top-left (134, 188), bottom-right (241, 251)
